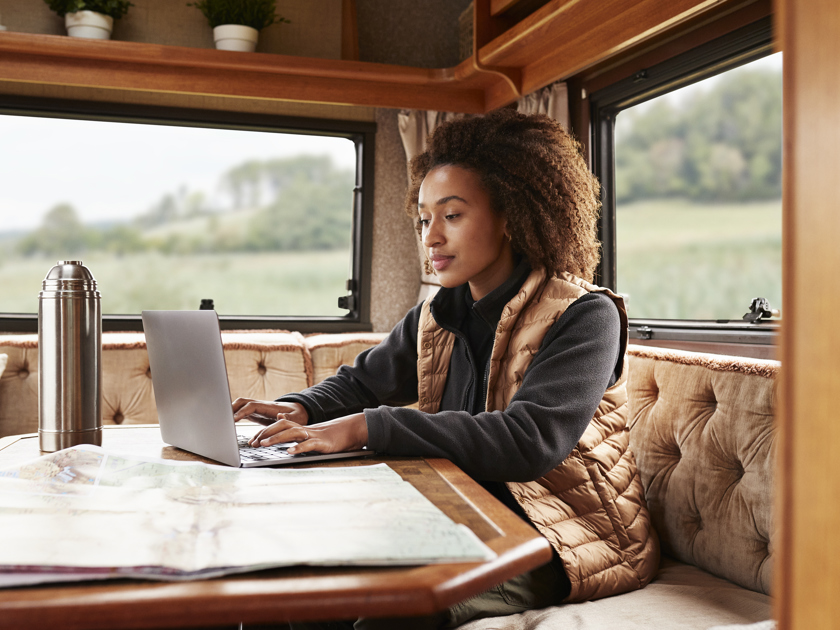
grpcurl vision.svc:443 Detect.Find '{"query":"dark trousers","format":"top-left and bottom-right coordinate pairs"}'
top-left (281, 557), bottom-right (569, 630)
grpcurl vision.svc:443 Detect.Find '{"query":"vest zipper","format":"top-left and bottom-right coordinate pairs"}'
top-left (481, 356), bottom-right (490, 411)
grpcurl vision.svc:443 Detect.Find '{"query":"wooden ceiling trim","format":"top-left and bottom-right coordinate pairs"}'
top-left (576, 0), bottom-right (772, 94)
top-left (0, 1), bottom-right (740, 115)
top-left (476, 0), bottom-right (746, 110)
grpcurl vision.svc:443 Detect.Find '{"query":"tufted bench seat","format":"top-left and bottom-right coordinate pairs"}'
top-left (0, 331), bottom-right (387, 438)
top-left (0, 336), bottom-right (777, 629)
top-left (460, 344), bottom-right (777, 629)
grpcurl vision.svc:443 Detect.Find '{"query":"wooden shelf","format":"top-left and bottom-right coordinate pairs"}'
top-left (0, 32), bottom-right (497, 113)
top-left (0, 0), bottom-right (731, 114)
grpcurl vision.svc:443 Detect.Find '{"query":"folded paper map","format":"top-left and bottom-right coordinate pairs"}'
top-left (0, 445), bottom-right (494, 587)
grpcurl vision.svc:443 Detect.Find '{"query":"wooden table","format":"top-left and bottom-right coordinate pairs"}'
top-left (0, 426), bottom-right (553, 629)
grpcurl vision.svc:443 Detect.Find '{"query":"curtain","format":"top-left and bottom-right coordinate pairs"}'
top-left (397, 82), bottom-right (570, 300)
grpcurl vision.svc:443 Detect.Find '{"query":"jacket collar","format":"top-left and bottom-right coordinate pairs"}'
top-left (429, 257), bottom-right (532, 332)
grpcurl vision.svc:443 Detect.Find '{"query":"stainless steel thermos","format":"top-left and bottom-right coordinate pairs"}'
top-left (38, 261), bottom-right (102, 452)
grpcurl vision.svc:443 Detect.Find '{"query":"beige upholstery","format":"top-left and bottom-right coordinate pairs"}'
top-left (0, 338), bottom-right (38, 438)
top-left (0, 331), bottom-right (385, 438)
top-left (0, 354), bottom-right (7, 411)
top-left (626, 345), bottom-right (777, 595)
top-left (304, 333), bottom-right (388, 384)
top-left (458, 557), bottom-right (771, 630)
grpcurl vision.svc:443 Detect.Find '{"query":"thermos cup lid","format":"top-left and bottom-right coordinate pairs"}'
top-left (41, 260), bottom-right (100, 294)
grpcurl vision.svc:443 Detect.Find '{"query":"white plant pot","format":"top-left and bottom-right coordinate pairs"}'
top-left (65, 11), bottom-right (113, 40)
top-left (213, 24), bottom-right (259, 52)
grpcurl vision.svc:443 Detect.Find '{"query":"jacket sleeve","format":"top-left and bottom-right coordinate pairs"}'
top-left (364, 293), bottom-right (622, 482)
top-left (277, 303), bottom-right (423, 424)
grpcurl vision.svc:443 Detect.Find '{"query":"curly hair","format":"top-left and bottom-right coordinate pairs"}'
top-left (404, 109), bottom-right (601, 281)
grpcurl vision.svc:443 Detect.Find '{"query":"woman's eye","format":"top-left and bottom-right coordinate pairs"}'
top-left (418, 218), bottom-right (430, 227)
top-left (445, 214), bottom-right (459, 220)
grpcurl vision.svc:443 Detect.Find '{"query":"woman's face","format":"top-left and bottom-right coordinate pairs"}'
top-left (418, 165), bottom-right (515, 301)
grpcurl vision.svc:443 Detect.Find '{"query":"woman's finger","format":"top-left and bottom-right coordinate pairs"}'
top-left (233, 400), bottom-right (278, 423)
top-left (249, 417), bottom-right (300, 446)
top-left (231, 397), bottom-right (256, 413)
top-left (287, 434), bottom-right (321, 454)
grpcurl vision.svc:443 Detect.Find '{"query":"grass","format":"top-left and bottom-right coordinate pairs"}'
top-left (616, 198), bottom-right (782, 320)
top-left (0, 250), bottom-right (351, 317)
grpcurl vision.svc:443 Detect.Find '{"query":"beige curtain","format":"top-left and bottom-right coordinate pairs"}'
top-left (397, 82), bottom-right (570, 301)
top-left (397, 82), bottom-right (569, 162)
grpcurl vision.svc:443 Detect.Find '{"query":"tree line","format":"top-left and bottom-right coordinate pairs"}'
top-left (615, 65), bottom-right (782, 204)
top-left (13, 155), bottom-right (354, 258)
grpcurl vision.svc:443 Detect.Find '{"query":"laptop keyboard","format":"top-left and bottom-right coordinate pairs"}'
top-left (236, 434), bottom-right (315, 462)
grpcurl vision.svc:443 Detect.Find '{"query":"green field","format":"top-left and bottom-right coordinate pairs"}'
top-left (0, 198), bottom-right (782, 321)
top-left (0, 250), bottom-right (351, 317)
top-left (616, 198), bottom-right (782, 320)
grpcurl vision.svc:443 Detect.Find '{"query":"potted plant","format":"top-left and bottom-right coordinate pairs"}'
top-left (43, 0), bottom-right (133, 40)
top-left (188, 0), bottom-right (289, 53)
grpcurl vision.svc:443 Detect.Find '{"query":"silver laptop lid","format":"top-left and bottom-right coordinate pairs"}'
top-left (142, 310), bottom-right (241, 467)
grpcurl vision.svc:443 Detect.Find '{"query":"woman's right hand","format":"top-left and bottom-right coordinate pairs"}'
top-left (231, 398), bottom-right (309, 427)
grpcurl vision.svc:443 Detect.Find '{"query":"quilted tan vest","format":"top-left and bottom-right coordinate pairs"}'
top-left (417, 268), bottom-right (659, 602)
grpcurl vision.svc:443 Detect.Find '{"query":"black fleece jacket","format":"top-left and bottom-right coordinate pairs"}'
top-left (279, 260), bottom-right (622, 507)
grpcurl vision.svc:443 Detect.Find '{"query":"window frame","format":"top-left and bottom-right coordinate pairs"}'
top-left (0, 96), bottom-right (376, 334)
top-left (589, 16), bottom-right (779, 347)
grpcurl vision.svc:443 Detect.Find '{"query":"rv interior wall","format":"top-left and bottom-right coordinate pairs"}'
top-left (372, 109), bottom-right (421, 331)
top-left (357, 0), bottom-right (472, 68)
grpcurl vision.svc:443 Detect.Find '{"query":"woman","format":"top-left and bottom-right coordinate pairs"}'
top-left (233, 110), bottom-right (658, 629)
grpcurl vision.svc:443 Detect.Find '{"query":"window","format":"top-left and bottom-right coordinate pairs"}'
top-left (0, 99), bottom-right (375, 332)
top-left (591, 18), bottom-right (780, 346)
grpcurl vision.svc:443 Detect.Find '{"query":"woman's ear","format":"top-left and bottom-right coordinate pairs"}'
top-left (503, 222), bottom-right (512, 243)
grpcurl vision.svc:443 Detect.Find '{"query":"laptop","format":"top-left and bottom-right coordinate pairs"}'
top-left (141, 310), bottom-right (371, 468)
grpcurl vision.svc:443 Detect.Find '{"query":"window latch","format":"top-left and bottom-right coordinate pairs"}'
top-left (338, 279), bottom-right (357, 311)
top-left (742, 297), bottom-right (780, 323)
top-left (636, 326), bottom-right (653, 340)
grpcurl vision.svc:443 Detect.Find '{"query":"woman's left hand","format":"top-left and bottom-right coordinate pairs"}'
top-left (248, 413), bottom-right (368, 455)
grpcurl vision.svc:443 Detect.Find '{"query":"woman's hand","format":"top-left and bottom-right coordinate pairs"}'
top-left (248, 413), bottom-right (368, 455)
top-left (231, 398), bottom-right (309, 427)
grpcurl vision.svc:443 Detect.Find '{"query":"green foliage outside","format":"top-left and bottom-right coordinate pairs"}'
top-left (11, 155), bottom-right (353, 258)
top-left (187, 0), bottom-right (289, 30)
top-left (615, 66), bottom-right (782, 204)
top-left (43, 0), bottom-right (133, 19)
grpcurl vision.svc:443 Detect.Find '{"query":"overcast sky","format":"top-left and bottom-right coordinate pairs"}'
top-left (0, 116), bottom-right (357, 232)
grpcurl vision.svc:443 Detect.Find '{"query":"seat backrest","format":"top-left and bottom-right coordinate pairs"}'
top-left (627, 344), bottom-right (778, 595)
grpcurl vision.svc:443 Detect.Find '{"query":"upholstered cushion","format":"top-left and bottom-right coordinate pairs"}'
top-left (458, 557), bottom-right (771, 630)
top-left (0, 331), bottom-right (314, 437)
top-left (0, 353), bottom-right (7, 411)
top-left (626, 345), bottom-right (778, 595)
top-left (0, 336), bottom-right (39, 438)
top-left (304, 333), bottom-right (388, 384)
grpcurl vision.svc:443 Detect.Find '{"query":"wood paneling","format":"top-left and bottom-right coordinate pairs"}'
top-left (577, 0), bottom-right (773, 95)
top-left (478, 0), bottom-right (733, 108)
top-left (776, 0), bottom-right (840, 628)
